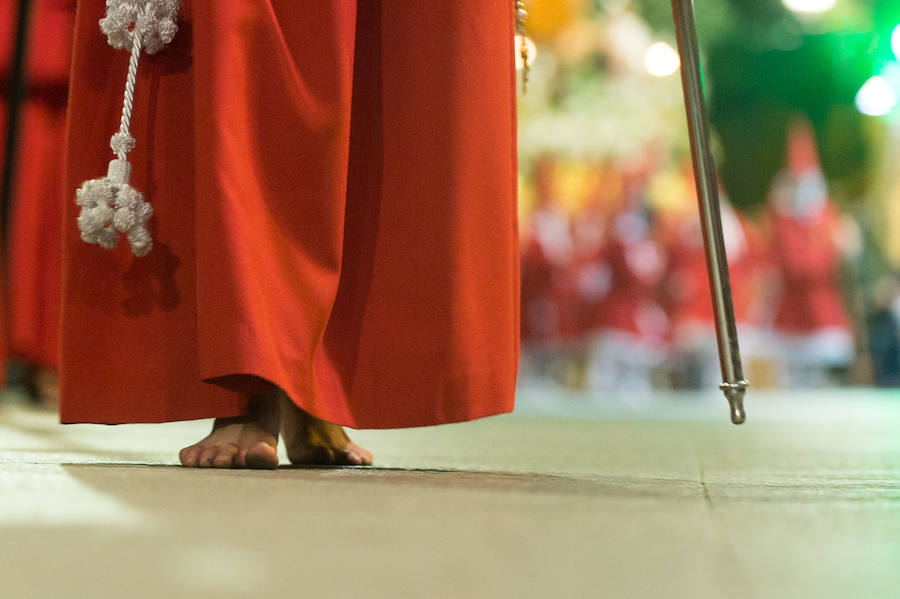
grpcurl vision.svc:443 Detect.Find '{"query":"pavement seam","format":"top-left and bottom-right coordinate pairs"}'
top-left (698, 457), bottom-right (714, 508)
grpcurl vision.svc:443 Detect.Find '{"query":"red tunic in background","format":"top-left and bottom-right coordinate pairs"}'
top-left (582, 207), bottom-right (668, 344)
top-left (770, 120), bottom-right (849, 336)
top-left (0, 140), bottom-right (5, 386)
top-left (0, 3), bottom-right (17, 386)
top-left (662, 205), bottom-right (761, 335)
top-left (60, 1), bottom-right (519, 427)
top-left (7, 0), bottom-right (75, 371)
top-left (520, 206), bottom-right (579, 345)
top-left (771, 203), bottom-right (848, 333)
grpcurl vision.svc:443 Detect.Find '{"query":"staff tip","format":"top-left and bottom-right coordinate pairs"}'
top-left (720, 380), bottom-right (748, 425)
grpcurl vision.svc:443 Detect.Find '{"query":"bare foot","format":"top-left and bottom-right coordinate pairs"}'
top-left (179, 393), bottom-right (281, 469)
top-left (280, 394), bottom-right (373, 466)
top-left (24, 366), bottom-right (59, 410)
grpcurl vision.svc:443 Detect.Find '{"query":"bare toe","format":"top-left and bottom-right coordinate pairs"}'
top-left (341, 451), bottom-right (361, 466)
top-left (244, 441), bottom-right (279, 470)
top-left (198, 447), bottom-right (218, 468)
top-left (212, 445), bottom-right (239, 468)
top-left (347, 446), bottom-right (374, 466)
top-left (180, 445), bottom-right (201, 467)
top-left (338, 447), bottom-right (372, 466)
top-left (288, 445), bottom-right (336, 466)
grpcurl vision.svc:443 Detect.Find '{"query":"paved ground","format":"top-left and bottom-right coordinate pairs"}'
top-left (1, 386), bottom-right (898, 598)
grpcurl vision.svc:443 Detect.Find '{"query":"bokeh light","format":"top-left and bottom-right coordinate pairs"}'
top-left (781, 0), bottom-right (837, 14)
top-left (644, 42), bottom-right (680, 77)
top-left (892, 23), bottom-right (900, 62)
top-left (855, 75), bottom-right (896, 116)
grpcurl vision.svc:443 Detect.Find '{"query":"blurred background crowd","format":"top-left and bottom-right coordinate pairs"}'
top-left (516, 0), bottom-right (900, 395)
top-left (2, 0), bottom-right (900, 411)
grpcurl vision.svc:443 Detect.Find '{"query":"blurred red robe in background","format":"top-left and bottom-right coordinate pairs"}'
top-left (661, 196), bottom-right (769, 387)
top-left (0, 5), bottom-right (12, 387)
top-left (768, 120), bottom-right (854, 386)
top-left (6, 0), bottom-right (75, 376)
top-left (60, 0), bottom-right (519, 427)
top-left (520, 158), bottom-right (580, 349)
top-left (581, 198), bottom-right (668, 392)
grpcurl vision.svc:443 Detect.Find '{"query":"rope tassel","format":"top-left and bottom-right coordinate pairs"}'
top-left (75, 0), bottom-right (180, 257)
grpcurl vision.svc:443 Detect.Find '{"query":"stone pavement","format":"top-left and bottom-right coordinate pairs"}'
top-left (1, 386), bottom-right (898, 598)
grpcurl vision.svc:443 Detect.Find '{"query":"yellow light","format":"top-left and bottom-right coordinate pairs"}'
top-left (781, 0), bottom-right (837, 14)
top-left (644, 42), bottom-right (680, 78)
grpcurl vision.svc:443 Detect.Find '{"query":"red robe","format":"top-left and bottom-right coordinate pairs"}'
top-left (61, 0), bottom-right (519, 427)
top-left (582, 207), bottom-right (668, 344)
top-left (662, 207), bottom-right (761, 335)
top-left (520, 206), bottom-right (579, 345)
top-left (771, 203), bottom-right (848, 333)
top-left (0, 4), bottom-right (19, 385)
top-left (7, 0), bottom-right (75, 370)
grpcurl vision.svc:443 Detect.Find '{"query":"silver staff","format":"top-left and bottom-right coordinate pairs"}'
top-left (671, 0), bottom-right (748, 424)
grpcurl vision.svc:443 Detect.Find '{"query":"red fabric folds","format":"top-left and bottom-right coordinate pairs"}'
top-left (60, 0), bottom-right (519, 428)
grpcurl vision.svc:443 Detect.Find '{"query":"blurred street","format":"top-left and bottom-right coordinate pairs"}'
top-left (1, 387), bottom-right (898, 599)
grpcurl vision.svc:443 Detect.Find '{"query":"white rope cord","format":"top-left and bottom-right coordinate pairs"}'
top-left (111, 20), bottom-right (143, 162)
top-left (74, 0), bottom-right (180, 257)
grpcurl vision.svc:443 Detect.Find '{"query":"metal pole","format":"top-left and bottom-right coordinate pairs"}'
top-left (671, 0), bottom-right (748, 424)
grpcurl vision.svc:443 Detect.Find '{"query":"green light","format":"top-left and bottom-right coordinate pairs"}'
top-left (893, 24), bottom-right (900, 61)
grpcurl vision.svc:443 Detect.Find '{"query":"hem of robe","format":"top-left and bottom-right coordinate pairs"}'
top-left (58, 380), bottom-right (250, 425)
top-left (59, 326), bottom-right (517, 430)
top-left (60, 371), bottom-right (516, 429)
